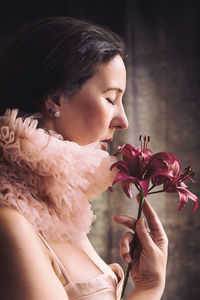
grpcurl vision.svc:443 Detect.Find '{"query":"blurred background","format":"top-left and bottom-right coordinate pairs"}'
top-left (1, 1), bottom-right (199, 299)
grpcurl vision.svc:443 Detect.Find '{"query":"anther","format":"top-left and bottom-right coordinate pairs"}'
top-left (184, 166), bottom-right (192, 175)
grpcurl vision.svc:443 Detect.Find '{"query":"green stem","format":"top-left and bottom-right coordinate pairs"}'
top-left (136, 190), bottom-right (144, 219)
top-left (120, 191), bottom-right (144, 300)
top-left (148, 189), bottom-right (164, 195)
top-left (148, 185), bottom-right (155, 192)
top-left (135, 184), bottom-right (141, 192)
top-left (120, 263), bottom-right (131, 300)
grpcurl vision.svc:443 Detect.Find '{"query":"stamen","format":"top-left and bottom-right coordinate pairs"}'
top-left (146, 136), bottom-right (150, 149)
top-left (139, 135), bottom-right (142, 150)
top-left (144, 135), bottom-right (147, 151)
top-left (139, 135), bottom-right (150, 152)
top-left (184, 166), bottom-right (193, 175)
top-left (179, 166), bottom-right (195, 183)
top-left (179, 175), bottom-right (190, 183)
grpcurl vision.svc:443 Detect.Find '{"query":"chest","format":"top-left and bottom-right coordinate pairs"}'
top-left (38, 234), bottom-right (123, 300)
top-left (48, 238), bottom-right (105, 283)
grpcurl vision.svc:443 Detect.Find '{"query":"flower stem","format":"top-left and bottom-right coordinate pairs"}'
top-left (137, 190), bottom-right (144, 219)
top-left (120, 191), bottom-right (144, 300)
top-left (120, 263), bottom-right (131, 300)
top-left (148, 185), bottom-right (155, 192)
top-left (148, 189), bottom-right (164, 195)
top-left (135, 184), bottom-right (141, 192)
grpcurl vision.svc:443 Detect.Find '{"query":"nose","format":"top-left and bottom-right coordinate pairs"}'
top-left (110, 103), bottom-right (129, 130)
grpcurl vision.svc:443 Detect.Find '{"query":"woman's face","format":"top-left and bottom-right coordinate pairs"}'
top-left (52, 55), bottom-right (128, 145)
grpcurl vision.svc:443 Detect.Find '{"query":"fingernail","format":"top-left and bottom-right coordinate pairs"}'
top-left (113, 215), bottom-right (123, 219)
top-left (113, 215), bottom-right (125, 222)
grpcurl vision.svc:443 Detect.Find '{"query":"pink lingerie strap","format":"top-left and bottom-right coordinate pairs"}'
top-left (37, 231), bottom-right (72, 283)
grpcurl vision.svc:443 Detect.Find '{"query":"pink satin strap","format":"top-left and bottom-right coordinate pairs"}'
top-left (37, 231), bottom-right (72, 283)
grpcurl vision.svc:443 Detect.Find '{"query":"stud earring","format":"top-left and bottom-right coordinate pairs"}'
top-left (54, 111), bottom-right (60, 117)
top-left (48, 108), bottom-right (60, 118)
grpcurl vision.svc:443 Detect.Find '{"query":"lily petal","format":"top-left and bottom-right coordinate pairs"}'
top-left (110, 160), bottom-right (130, 173)
top-left (177, 188), bottom-right (199, 211)
top-left (112, 173), bottom-right (139, 186)
top-left (121, 180), bottom-right (133, 198)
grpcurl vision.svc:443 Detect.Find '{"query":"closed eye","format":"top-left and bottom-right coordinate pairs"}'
top-left (106, 98), bottom-right (115, 105)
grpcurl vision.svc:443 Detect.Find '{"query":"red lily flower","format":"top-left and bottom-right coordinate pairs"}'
top-left (163, 167), bottom-right (198, 211)
top-left (111, 136), bottom-right (175, 197)
top-left (151, 152), bottom-right (181, 186)
top-left (111, 136), bottom-right (198, 211)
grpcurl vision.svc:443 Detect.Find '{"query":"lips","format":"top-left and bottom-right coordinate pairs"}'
top-left (100, 141), bottom-right (108, 151)
top-left (100, 138), bottom-right (113, 151)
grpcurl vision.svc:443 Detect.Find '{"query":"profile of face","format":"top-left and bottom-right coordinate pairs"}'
top-left (44, 55), bottom-right (128, 145)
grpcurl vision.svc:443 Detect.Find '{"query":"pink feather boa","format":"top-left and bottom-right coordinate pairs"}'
top-left (0, 109), bottom-right (118, 243)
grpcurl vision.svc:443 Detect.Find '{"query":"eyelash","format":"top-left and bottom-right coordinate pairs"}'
top-left (106, 98), bottom-right (115, 105)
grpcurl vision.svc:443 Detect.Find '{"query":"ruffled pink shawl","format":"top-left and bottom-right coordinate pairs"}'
top-left (0, 109), bottom-right (118, 243)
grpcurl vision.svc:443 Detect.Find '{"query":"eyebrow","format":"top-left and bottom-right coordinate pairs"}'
top-left (103, 87), bottom-right (124, 94)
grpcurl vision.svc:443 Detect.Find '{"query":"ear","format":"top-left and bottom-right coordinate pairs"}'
top-left (44, 96), bottom-right (62, 118)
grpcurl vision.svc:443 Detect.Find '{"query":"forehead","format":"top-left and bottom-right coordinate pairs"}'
top-left (91, 55), bottom-right (126, 92)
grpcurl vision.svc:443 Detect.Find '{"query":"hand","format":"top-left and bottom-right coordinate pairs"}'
top-left (113, 197), bottom-right (168, 294)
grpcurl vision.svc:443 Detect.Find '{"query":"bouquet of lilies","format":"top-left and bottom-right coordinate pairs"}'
top-left (111, 136), bottom-right (198, 299)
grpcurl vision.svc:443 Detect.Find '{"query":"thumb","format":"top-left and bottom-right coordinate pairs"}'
top-left (136, 219), bottom-right (154, 250)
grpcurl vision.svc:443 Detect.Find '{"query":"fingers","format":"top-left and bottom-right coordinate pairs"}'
top-left (136, 196), bottom-right (168, 251)
top-left (120, 232), bottom-right (134, 264)
top-left (137, 196), bottom-right (166, 236)
top-left (113, 199), bottom-right (166, 239)
top-left (113, 215), bottom-right (137, 231)
top-left (135, 218), bottom-right (154, 250)
top-left (114, 196), bottom-right (168, 260)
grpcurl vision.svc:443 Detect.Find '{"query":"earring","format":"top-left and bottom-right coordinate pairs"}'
top-left (48, 108), bottom-right (60, 118)
top-left (54, 111), bottom-right (60, 117)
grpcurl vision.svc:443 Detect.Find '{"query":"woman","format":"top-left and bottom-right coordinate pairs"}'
top-left (0, 17), bottom-right (168, 299)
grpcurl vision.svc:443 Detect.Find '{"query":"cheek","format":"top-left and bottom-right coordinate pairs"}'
top-left (80, 99), bottom-right (110, 129)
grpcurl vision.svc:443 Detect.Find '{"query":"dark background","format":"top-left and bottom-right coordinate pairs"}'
top-left (0, 0), bottom-right (127, 39)
top-left (1, 1), bottom-right (200, 299)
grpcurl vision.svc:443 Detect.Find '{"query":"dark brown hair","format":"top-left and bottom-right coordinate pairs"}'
top-left (0, 17), bottom-right (126, 115)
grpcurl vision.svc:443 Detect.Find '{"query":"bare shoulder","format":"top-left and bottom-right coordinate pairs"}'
top-left (0, 207), bottom-right (49, 268)
top-left (0, 207), bottom-right (34, 238)
top-left (0, 207), bottom-right (41, 256)
top-left (0, 207), bottom-right (68, 300)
